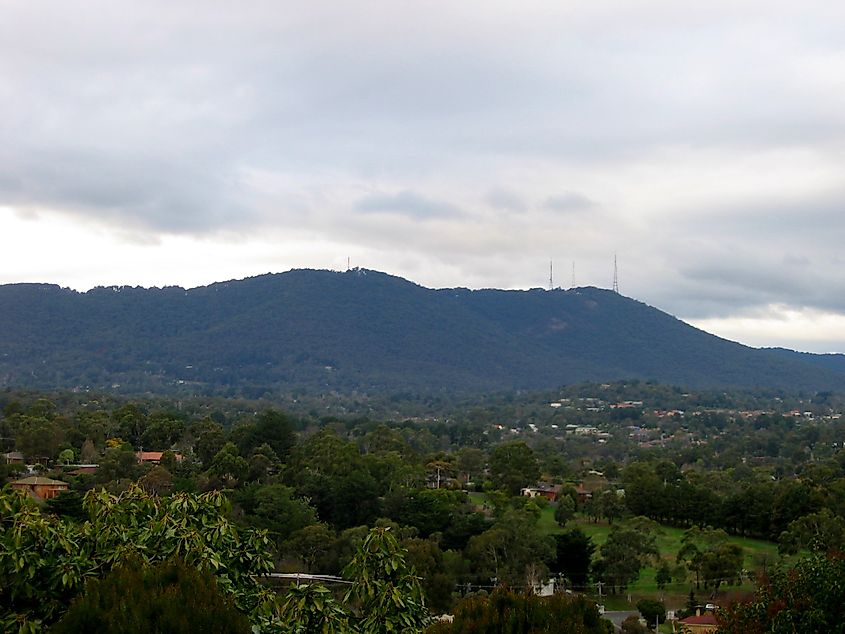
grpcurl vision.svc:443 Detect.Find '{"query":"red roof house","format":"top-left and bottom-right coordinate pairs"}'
top-left (11, 476), bottom-right (70, 500)
top-left (678, 611), bottom-right (719, 633)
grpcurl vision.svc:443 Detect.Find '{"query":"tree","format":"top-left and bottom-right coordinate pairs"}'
top-left (677, 527), bottom-right (743, 591)
top-left (58, 448), bottom-right (75, 465)
top-left (456, 448), bottom-right (485, 485)
top-left (192, 420), bottom-right (226, 465)
top-left (80, 439), bottom-right (99, 464)
top-left (426, 587), bottom-right (611, 633)
top-left (251, 484), bottom-right (318, 543)
top-left (15, 416), bottom-right (65, 461)
top-left (0, 484), bottom-right (277, 632)
top-left (138, 465), bottom-right (173, 496)
top-left (342, 527), bottom-right (429, 633)
top-left (488, 442), bottom-right (540, 496)
top-left (719, 551), bottom-right (845, 634)
top-left (233, 410), bottom-right (295, 462)
top-left (554, 496), bottom-right (576, 527)
top-left (596, 489), bottom-right (625, 524)
top-left (52, 557), bottom-right (251, 634)
top-left (46, 490), bottom-right (86, 521)
top-left (778, 509), bottom-right (845, 555)
top-left (699, 542), bottom-right (743, 591)
top-left (209, 442), bottom-right (249, 484)
top-left (655, 560), bottom-right (672, 591)
top-left (284, 523), bottom-right (335, 572)
top-left (594, 524), bottom-right (658, 593)
top-left (635, 598), bottom-right (666, 628)
top-left (467, 509), bottom-right (555, 587)
top-left (552, 529), bottom-right (595, 589)
top-left (279, 583), bottom-right (349, 634)
top-left (620, 615), bottom-right (648, 634)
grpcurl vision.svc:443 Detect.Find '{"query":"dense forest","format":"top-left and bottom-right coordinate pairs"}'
top-left (3, 269), bottom-right (845, 395)
top-left (4, 383), bottom-right (845, 631)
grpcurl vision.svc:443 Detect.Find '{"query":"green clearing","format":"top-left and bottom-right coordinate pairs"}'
top-left (542, 505), bottom-right (777, 610)
top-left (467, 494), bottom-right (778, 612)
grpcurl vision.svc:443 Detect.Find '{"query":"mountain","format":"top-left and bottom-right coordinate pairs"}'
top-left (1, 268), bottom-right (843, 394)
top-left (764, 348), bottom-right (845, 376)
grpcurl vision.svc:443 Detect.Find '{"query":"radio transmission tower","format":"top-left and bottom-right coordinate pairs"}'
top-left (612, 254), bottom-right (619, 294)
top-left (549, 260), bottom-right (554, 290)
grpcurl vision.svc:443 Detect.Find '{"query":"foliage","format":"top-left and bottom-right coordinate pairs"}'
top-left (620, 615), bottom-right (648, 634)
top-left (3, 270), bottom-right (843, 394)
top-left (635, 598), bottom-right (666, 627)
top-left (551, 529), bottom-right (595, 589)
top-left (489, 442), bottom-right (540, 496)
top-left (279, 583), bottom-right (350, 634)
top-left (425, 587), bottom-right (611, 633)
top-left (778, 508), bottom-right (845, 555)
top-left (593, 522), bottom-right (658, 593)
top-left (0, 484), bottom-right (277, 633)
top-left (52, 557), bottom-right (251, 633)
top-left (467, 509), bottom-right (555, 587)
top-left (677, 527), bottom-right (744, 591)
top-left (654, 559), bottom-right (672, 590)
top-left (554, 496), bottom-right (576, 527)
top-left (718, 551), bottom-right (845, 634)
top-left (343, 527), bottom-right (429, 633)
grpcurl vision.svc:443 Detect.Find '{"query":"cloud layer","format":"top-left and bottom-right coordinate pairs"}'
top-left (3, 1), bottom-right (845, 351)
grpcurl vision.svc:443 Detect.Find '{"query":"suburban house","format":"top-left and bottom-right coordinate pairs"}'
top-left (67, 464), bottom-right (99, 476)
top-left (136, 451), bottom-right (183, 464)
top-left (678, 610), bottom-right (719, 633)
top-left (575, 484), bottom-right (593, 504)
top-left (3, 451), bottom-right (24, 465)
top-left (11, 476), bottom-right (69, 500)
top-left (521, 483), bottom-right (563, 502)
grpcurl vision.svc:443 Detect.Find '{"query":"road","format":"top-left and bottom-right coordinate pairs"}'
top-left (603, 610), bottom-right (639, 632)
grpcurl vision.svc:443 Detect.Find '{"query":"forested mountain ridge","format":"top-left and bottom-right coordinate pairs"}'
top-left (1, 268), bottom-right (843, 394)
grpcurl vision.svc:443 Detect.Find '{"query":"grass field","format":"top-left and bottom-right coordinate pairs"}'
top-left (467, 493), bottom-right (778, 612)
top-left (539, 503), bottom-right (778, 610)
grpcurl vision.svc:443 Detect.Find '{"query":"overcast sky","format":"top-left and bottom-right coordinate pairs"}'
top-left (2, 1), bottom-right (845, 352)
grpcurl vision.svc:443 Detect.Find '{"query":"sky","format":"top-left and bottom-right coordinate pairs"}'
top-left (2, 1), bottom-right (845, 352)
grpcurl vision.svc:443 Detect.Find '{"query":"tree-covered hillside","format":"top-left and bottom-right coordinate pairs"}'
top-left (1, 268), bottom-right (843, 394)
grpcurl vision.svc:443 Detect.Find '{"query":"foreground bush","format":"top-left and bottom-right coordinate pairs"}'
top-left (53, 558), bottom-right (251, 634)
top-left (425, 587), bottom-right (613, 634)
top-left (718, 551), bottom-right (845, 634)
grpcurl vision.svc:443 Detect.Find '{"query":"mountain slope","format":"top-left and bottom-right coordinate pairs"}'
top-left (0, 268), bottom-right (842, 394)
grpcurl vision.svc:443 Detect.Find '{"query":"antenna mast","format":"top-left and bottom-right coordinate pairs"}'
top-left (571, 261), bottom-right (575, 288)
top-left (612, 254), bottom-right (619, 294)
top-left (549, 260), bottom-right (554, 291)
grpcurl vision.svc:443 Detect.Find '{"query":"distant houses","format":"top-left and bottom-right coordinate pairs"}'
top-left (11, 476), bottom-right (69, 500)
top-left (3, 451), bottom-right (24, 465)
top-left (677, 610), bottom-right (719, 633)
top-left (136, 451), bottom-right (183, 464)
top-left (520, 483), bottom-right (563, 502)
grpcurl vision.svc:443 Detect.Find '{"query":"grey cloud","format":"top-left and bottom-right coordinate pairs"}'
top-left (354, 191), bottom-right (463, 219)
top-left (4, 1), bottom-right (845, 352)
top-left (484, 188), bottom-right (526, 212)
top-left (0, 149), bottom-right (253, 234)
top-left (544, 192), bottom-right (595, 212)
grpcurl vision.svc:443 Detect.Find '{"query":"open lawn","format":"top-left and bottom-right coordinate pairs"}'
top-left (542, 505), bottom-right (777, 610)
top-left (471, 494), bottom-right (779, 612)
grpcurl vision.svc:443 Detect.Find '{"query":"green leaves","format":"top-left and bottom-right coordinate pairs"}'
top-left (343, 527), bottom-right (429, 633)
top-left (0, 484), bottom-right (274, 633)
top-left (1, 486), bottom-right (431, 634)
